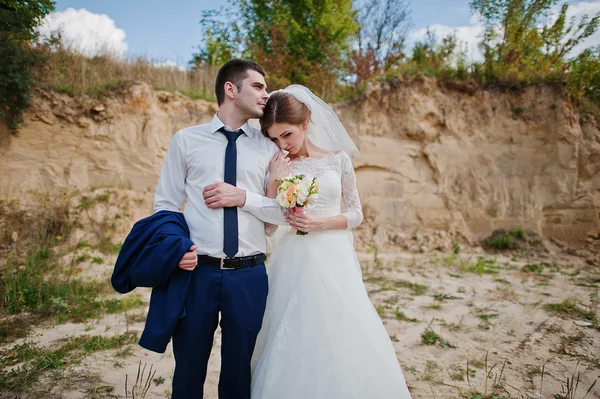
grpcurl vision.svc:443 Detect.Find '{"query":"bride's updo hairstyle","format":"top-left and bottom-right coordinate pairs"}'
top-left (260, 91), bottom-right (311, 137)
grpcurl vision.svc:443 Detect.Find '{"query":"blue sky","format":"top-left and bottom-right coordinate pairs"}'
top-left (45, 0), bottom-right (600, 66)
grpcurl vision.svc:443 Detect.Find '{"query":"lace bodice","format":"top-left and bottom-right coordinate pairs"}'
top-left (291, 152), bottom-right (363, 229)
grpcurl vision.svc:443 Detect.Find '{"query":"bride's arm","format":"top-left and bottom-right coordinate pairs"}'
top-left (242, 151), bottom-right (291, 234)
top-left (339, 152), bottom-right (364, 229)
top-left (263, 171), bottom-right (281, 236)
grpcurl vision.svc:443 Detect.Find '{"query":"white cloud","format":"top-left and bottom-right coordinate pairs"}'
top-left (407, 14), bottom-right (485, 62)
top-left (38, 8), bottom-right (128, 58)
top-left (557, 1), bottom-right (600, 56)
top-left (407, 1), bottom-right (600, 63)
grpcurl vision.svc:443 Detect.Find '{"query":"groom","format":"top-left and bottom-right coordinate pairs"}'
top-left (154, 59), bottom-right (284, 399)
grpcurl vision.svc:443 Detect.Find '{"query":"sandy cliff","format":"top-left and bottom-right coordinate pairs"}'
top-left (336, 77), bottom-right (600, 250)
top-left (0, 84), bottom-right (216, 194)
top-left (1, 78), bottom-right (598, 251)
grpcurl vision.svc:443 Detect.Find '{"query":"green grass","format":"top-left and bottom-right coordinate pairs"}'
top-left (476, 313), bottom-right (500, 321)
top-left (468, 359), bottom-right (486, 370)
top-left (420, 328), bottom-right (455, 348)
top-left (544, 300), bottom-right (598, 327)
top-left (366, 277), bottom-right (429, 296)
top-left (380, 279), bottom-right (395, 291)
top-left (96, 238), bottom-right (122, 254)
top-left (178, 88), bottom-right (217, 102)
top-left (511, 106), bottom-right (525, 116)
top-left (47, 79), bottom-right (134, 99)
top-left (461, 393), bottom-right (508, 399)
top-left (447, 364), bottom-right (477, 381)
top-left (441, 255), bottom-right (500, 275)
top-left (487, 228), bottom-right (526, 250)
top-left (82, 385), bottom-right (115, 397)
top-left (423, 304), bottom-right (443, 311)
top-left (1, 246), bottom-right (144, 336)
top-left (114, 345), bottom-right (135, 359)
top-left (443, 254), bottom-right (458, 266)
top-left (395, 308), bottom-right (419, 322)
top-left (453, 240), bottom-right (461, 254)
top-left (460, 257), bottom-right (500, 276)
top-left (475, 313), bottom-right (500, 330)
top-left (0, 332), bottom-right (137, 391)
top-left (76, 192), bottom-right (112, 210)
top-left (521, 262), bottom-right (561, 276)
top-left (489, 234), bottom-right (514, 249)
top-left (91, 257), bottom-right (104, 264)
top-left (103, 297), bottom-right (145, 314)
top-left (396, 280), bottom-right (429, 296)
top-left (152, 86), bottom-right (217, 102)
top-left (0, 316), bottom-right (37, 344)
top-left (75, 253), bottom-right (91, 264)
top-left (560, 333), bottom-right (586, 355)
top-left (433, 294), bottom-right (463, 301)
top-left (0, 192), bottom-right (146, 351)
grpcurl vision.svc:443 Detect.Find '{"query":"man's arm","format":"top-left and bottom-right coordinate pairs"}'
top-left (154, 132), bottom-right (187, 213)
top-left (203, 148), bottom-right (290, 225)
top-left (155, 132), bottom-right (198, 270)
top-left (203, 183), bottom-right (287, 225)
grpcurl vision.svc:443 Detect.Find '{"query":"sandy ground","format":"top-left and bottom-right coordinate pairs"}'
top-left (1, 249), bottom-right (599, 399)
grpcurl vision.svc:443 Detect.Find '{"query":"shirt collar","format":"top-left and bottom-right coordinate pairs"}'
top-left (210, 114), bottom-right (254, 138)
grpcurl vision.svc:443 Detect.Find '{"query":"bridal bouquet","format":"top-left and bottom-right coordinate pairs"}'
top-left (275, 174), bottom-right (320, 235)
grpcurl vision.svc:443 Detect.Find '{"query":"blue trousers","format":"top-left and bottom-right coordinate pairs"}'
top-left (171, 262), bottom-right (268, 399)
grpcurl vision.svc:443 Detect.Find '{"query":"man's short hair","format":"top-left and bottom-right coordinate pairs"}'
top-left (215, 59), bottom-right (266, 105)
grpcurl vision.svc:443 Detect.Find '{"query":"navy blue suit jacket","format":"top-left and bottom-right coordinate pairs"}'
top-left (111, 210), bottom-right (195, 353)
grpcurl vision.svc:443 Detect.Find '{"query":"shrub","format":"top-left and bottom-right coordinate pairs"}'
top-left (487, 228), bottom-right (527, 250)
top-left (0, 0), bottom-right (55, 134)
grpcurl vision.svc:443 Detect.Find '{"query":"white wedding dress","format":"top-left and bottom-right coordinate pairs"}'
top-left (251, 152), bottom-right (412, 399)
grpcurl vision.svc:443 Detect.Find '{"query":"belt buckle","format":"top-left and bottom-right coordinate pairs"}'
top-left (220, 258), bottom-right (235, 270)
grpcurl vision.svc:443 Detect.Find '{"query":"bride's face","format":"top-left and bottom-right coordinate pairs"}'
top-left (265, 122), bottom-right (306, 154)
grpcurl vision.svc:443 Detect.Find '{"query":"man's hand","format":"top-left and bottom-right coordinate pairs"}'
top-left (203, 182), bottom-right (246, 208)
top-left (179, 245), bottom-right (198, 271)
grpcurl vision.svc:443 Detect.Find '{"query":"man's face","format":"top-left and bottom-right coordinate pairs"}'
top-left (234, 70), bottom-right (268, 119)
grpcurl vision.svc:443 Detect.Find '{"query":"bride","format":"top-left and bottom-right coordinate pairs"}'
top-left (250, 85), bottom-right (412, 398)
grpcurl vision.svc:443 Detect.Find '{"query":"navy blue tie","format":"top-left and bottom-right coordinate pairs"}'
top-left (221, 127), bottom-right (243, 258)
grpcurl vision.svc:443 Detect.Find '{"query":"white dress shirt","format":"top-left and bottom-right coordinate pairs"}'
top-left (154, 114), bottom-right (285, 258)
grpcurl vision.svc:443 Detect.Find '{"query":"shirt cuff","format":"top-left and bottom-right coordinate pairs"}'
top-left (242, 191), bottom-right (270, 212)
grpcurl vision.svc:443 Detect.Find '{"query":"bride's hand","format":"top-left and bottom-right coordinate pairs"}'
top-left (285, 210), bottom-right (324, 233)
top-left (269, 151), bottom-right (291, 182)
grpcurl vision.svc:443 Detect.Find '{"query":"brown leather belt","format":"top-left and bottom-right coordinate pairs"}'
top-left (197, 253), bottom-right (267, 270)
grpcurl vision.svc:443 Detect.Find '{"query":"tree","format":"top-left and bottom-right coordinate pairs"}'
top-left (192, 0), bottom-right (357, 94)
top-left (569, 46), bottom-right (600, 105)
top-left (189, 7), bottom-right (245, 70)
top-left (243, 0), bottom-right (357, 90)
top-left (0, 0), bottom-right (56, 134)
top-left (408, 29), bottom-right (469, 79)
top-left (470, 0), bottom-right (600, 83)
top-left (0, 0), bottom-right (54, 41)
top-left (350, 0), bottom-right (412, 83)
top-left (543, 4), bottom-right (600, 66)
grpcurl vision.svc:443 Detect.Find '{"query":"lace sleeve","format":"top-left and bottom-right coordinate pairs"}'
top-left (340, 153), bottom-right (363, 229)
top-left (265, 224), bottom-right (278, 237)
